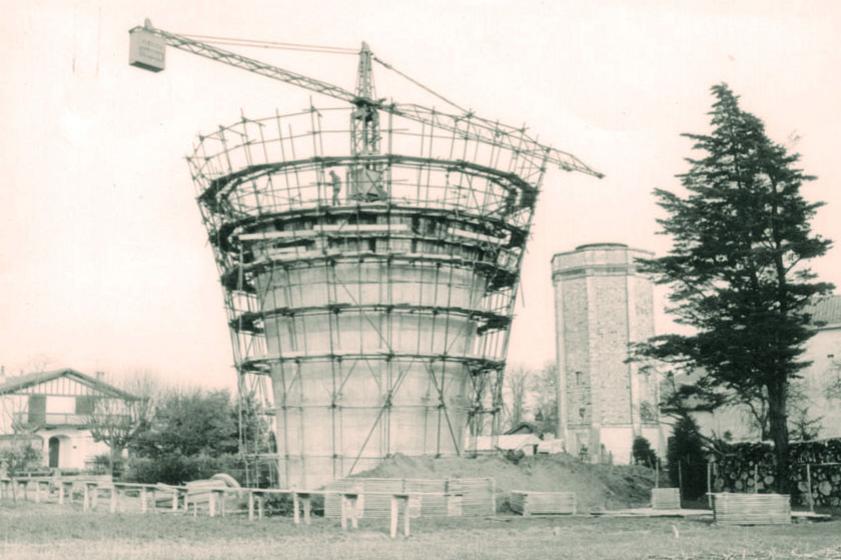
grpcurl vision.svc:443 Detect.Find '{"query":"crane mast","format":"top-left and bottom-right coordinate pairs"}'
top-left (350, 42), bottom-right (386, 199)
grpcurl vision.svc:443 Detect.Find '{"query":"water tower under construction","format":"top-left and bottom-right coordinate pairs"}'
top-left (130, 21), bottom-right (602, 488)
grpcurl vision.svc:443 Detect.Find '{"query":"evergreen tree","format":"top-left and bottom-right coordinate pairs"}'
top-left (667, 415), bottom-right (707, 499)
top-left (640, 84), bottom-right (832, 492)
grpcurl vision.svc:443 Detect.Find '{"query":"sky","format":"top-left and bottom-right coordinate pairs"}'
top-left (1, 0), bottom-right (839, 389)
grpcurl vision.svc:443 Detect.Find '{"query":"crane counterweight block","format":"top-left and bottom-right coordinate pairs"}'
top-left (129, 27), bottom-right (166, 72)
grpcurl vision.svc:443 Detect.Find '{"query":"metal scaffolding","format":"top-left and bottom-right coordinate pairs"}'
top-left (187, 104), bottom-right (550, 488)
top-left (129, 21), bottom-right (601, 488)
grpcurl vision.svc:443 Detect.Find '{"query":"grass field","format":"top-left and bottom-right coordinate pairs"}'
top-left (2, 501), bottom-right (840, 559)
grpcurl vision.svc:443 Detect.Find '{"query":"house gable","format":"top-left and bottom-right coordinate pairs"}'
top-left (0, 368), bottom-right (135, 400)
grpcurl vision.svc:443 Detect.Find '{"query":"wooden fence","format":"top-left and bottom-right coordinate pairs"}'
top-left (0, 476), bottom-right (479, 539)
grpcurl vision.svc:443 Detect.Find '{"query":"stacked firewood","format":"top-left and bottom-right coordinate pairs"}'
top-left (708, 439), bottom-right (841, 507)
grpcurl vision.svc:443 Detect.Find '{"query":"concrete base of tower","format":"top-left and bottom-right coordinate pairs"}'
top-left (567, 424), bottom-right (665, 464)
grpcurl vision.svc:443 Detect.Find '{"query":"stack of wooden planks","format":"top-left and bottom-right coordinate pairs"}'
top-left (712, 492), bottom-right (791, 525)
top-left (509, 491), bottom-right (576, 516)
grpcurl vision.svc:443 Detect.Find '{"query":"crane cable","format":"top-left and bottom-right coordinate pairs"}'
top-left (373, 56), bottom-right (468, 114)
top-left (178, 33), bottom-right (357, 55)
top-left (178, 32), bottom-right (468, 114)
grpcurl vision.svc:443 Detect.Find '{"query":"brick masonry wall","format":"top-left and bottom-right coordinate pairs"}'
top-left (587, 273), bottom-right (631, 426)
top-left (552, 244), bottom-right (661, 460)
top-left (560, 275), bottom-right (592, 429)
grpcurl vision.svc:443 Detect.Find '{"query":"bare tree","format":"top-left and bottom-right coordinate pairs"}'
top-left (824, 357), bottom-right (841, 401)
top-left (502, 366), bottom-right (531, 431)
top-left (86, 372), bottom-right (158, 476)
top-left (531, 362), bottom-right (559, 435)
top-left (0, 397), bottom-right (43, 486)
top-left (23, 354), bottom-right (54, 374)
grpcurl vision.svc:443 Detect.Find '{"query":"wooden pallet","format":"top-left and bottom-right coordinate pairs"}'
top-left (712, 493), bottom-right (791, 526)
top-left (510, 491), bottom-right (576, 516)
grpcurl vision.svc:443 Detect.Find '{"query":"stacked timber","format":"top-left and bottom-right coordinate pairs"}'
top-left (651, 488), bottom-right (681, 510)
top-left (711, 493), bottom-right (790, 526)
top-left (711, 439), bottom-right (841, 508)
top-left (509, 491), bottom-right (576, 516)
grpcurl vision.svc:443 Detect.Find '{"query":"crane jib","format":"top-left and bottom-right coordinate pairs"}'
top-left (128, 21), bottom-right (603, 179)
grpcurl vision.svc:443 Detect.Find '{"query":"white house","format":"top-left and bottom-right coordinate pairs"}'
top-left (0, 368), bottom-right (137, 470)
top-left (678, 294), bottom-right (841, 442)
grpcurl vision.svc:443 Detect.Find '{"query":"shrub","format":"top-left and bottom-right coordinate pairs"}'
top-left (0, 443), bottom-right (43, 475)
top-left (90, 453), bottom-right (111, 475)
top-left (632, 436), bottom-right (658, 468)
top-left (123, 452), bottom-right (245, 485)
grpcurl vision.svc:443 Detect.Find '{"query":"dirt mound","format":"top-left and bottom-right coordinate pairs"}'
top-left (352, 453), bottom-right (655, 512)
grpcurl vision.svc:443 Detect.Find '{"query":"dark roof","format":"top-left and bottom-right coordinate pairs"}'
top-left (0, 368), bottom-right (137, 400)
top-left (504, 421), bottom-right (540, 436)
top-left (808, 295), bottom-right (841, 328)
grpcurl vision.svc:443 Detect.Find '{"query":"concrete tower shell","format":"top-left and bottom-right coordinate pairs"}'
top-left (551, 243), bottom-right (662, 464)
top-left (188, 106), bottom-right (542, 488)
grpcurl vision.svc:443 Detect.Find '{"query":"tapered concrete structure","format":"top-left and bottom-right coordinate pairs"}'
top-left (188, 107), bottom-right (544, 488)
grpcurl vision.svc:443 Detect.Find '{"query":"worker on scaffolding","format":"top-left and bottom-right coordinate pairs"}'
top-left (329, 169), bottom-right (342, 205)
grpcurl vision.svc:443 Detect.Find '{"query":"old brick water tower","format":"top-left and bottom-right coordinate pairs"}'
top-left (551, 243), bottom-right (664, 463)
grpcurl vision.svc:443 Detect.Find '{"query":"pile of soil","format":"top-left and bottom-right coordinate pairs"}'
top-left (352, 453), bottom-right (655, 512)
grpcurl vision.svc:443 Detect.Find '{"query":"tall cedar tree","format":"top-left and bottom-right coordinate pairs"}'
top-left (640, 84), bottom-right (832, 492)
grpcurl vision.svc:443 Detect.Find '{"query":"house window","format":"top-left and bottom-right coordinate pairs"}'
top-left (28, 395), bottom-right (46, 424)
top-left (76, 396), bottom-right (97, 415)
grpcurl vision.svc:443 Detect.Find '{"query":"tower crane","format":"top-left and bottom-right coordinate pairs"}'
top-left (128, 19), bottom-right (603, 184)
top-left (128, 20), bottom-right (605, 485)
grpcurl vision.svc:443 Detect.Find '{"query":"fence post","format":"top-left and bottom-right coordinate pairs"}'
top-left (677, 461), bottom-right (683, 497)
top-left (140, 487), bottom-right (148, 514)
top-left (172, 489), bottom-right (179, 512)
top-left (490, 478), bottom-right (496, 515)
top-left (402, 494), bottom-right (411, 537)
top-left (58, 482), bottom-right (69, 505)
top-left (390, 495), bottom-right (399, 539)
top-left (340, 493), bottom-right (358, 530)
top-left (34, 480), bottom-right (41, 503)
top-left (83, 483), bottom-right (90, 512)
top-left (707, 461), bottom-right (713, 509)
top-left (753, 464), bottom-right (758, 494)
top-left (806, 464), bottom-right (814, 513)
top-left (257, 494), bottom-right (264, 520)
top-left (110, 486), bottom-right (118, 513)
top-left (90, 483), bottom-right (99, 511)
top-left (655, 458), bottom-right (660, 489)
top-left (293, 491), bottom-right (301, 525)
top-left (248, 491), bottom-right (255, 521)
top-left (302, 494), bottom-right (312, 525)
